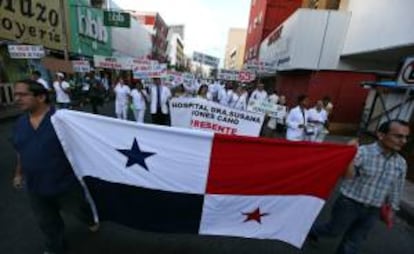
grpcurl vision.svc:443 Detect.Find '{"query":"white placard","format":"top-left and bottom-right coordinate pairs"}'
top-left (93, 55), bottom-right (132, 70)
top-left (217, 69), bottom-right (256, 82)
top-left (170, 98), bottom-right (265, 137)
top-left (8, 45), bottom-right (45, 59)
top-left (247, 99), bottom-right (287, 119)
top-left (72, 60), bottom-right (91, 73)
top-left (132, 59), bottom-right (167, 79)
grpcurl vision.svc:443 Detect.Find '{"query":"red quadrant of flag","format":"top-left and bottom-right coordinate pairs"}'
top-left (206, 134), bottom-right (356, 199)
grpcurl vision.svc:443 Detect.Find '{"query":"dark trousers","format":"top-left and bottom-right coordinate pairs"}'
top-left (28, 184), bottom-right (94, 253)
top-left (310, 194), bottom-right (380, 254)
top-left (151, 110), bottom-right (169, 126)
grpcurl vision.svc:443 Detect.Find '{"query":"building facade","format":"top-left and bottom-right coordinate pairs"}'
top-left (132, 12), bottom-right (169, 62)
top-left (244, 0), bottom-right (303, 62)
top-left (167, 31), bottom-right (185, 69)
top-left (169, 25), bottom-right (185, 41)
top-left (338, 0), bottom-right (414, 73)
top-left (224, 28), bottom-right (247, 70)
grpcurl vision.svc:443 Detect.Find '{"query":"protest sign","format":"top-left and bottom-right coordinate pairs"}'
top-left (170, 98), bottom-right (265, 137)
top-left (72, 60), bottom-right (91, 73)
top-left (247, 99), bottom-right (287, 119)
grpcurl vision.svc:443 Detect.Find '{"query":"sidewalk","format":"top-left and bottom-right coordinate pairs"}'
top-left (1, 106), bottom-right (413, 225)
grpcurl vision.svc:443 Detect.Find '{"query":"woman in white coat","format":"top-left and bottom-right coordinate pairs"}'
top-left (286, 95), bottom-right (311, 141)
top-left (130, 80), bottom-right (148, 123)
top-left (113, 77), bottom-right (131, 120)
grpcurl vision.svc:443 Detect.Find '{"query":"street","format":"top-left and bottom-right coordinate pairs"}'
top-left (1, 102), bottom-right (413, 254)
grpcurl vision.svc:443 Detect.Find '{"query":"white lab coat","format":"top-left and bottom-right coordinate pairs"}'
top-left (149, 84), bottom-right (172, 114)
top-left (286, 106), bottom-right (309, 141)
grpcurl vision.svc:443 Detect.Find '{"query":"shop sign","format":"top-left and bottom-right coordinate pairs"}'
top-left (0, 0), bottom-right (64, 50)
top-left (103, 11), bottom-right (130, 28)
top-left (68, 0), bottom-right (112, 57)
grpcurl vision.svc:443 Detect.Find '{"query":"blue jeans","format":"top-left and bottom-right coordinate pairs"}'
top-left (28, 184), bottom-right (94, 253)
top-left (310, 194), bottom-right (380, 254)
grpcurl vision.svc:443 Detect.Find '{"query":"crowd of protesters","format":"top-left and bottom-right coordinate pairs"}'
top-left (28, 69), bottom-right (335, 141)
top-left (11, 71), bottom-right (410, 254)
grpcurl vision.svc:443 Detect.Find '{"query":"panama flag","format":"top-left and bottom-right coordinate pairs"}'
top-left (51, 110), bottom-right (356, 248)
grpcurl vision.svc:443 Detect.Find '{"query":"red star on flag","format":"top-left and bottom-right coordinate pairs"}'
top-left (243, 207), bottom-right (269, 224)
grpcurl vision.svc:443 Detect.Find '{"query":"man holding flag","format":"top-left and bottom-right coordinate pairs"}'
top-left (309, 120), bottom-right (410, 254)
top-left (11, 79), bottom-right (97, 254)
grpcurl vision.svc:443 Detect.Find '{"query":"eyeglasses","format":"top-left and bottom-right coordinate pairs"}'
top-left (388, 133), bottom-right (411, 140)
top-left (14, 92), bottom-right (33, 97)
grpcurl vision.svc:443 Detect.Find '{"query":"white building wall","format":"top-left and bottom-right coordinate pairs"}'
top-left (342, 0), bottom-right (414, 55)
top-left (109, 1), bottom-right (152, 57)
top-left (259, 9), bottom-right (350, 71)
top-left (167, 32), bottom-right (184, 66)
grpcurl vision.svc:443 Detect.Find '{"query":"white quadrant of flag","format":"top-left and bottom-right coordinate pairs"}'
top-left (199, 195), bottom-right (324, 248)
top-left (52, 110), bottom-right (213, 194)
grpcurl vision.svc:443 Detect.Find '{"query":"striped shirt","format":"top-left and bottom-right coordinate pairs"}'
top-left (340, 142), bottom-right (406, 210)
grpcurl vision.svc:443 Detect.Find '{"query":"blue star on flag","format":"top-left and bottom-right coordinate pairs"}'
top-left (117, 138), bottom-right (155, 170)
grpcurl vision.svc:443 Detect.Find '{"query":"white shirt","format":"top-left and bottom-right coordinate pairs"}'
top-left (226, 90), bottom-right (235, 106)
top-left (286, 106), bottom-right (309, 141)
top-left (249, 89), bottom-right (268, 103)
top-left (267, 93), bottom-right (279, 104)
top-left (218, 86), bottom-right (228, 105)
top-left (37, 78), bottom-right (49, 90)
top-left (53, 81), bottom-right (71, 103)
top-left (308, 107), bottom-right (328, 125)
top-left (231, 93), bottom-right (247, 111)
top-left (130, 89), bottom-right (148, 110)
top-left (114, 83), bottom-right (131, 104)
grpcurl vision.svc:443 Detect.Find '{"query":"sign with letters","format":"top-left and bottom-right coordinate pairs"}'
top-left (132, 59), bottom-right (167, 79)
top-left (247, 99), bottom-right (287, 119)
top-left (72, 60), bottom-right (91, 73)
top-left (8, 45), bottom-right (45, 59)
top-left (0, 0), bottom-right (64, 50)
top-left (103, 11), bottom-right (130, 28)
top-left (93, 55), bottom-right (131, 70)
top-left (170, 98), bottom-right (265, 137)
top-left (217, 69), bottom-right (256, 82)
top-left (68, 0), bottom-right (112, 57)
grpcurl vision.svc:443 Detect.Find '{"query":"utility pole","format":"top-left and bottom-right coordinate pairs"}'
top-left (59, 0), bottom-right (70, 61)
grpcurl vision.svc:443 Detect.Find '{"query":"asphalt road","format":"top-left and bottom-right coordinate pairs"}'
top-left (1, 102), bottom-right (413, 254)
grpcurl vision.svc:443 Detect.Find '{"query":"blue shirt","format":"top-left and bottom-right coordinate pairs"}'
top-left (12, 108), bottom-right (77, 196)
top-left (341, 142), bottom-right (406, 210)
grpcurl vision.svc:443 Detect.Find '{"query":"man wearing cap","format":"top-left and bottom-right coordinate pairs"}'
top-left (149, 77), bottom-right (171, 125)
top-left (12, 79), bottom-right (97, 254)
top-left (53, 72), bottom-right (71, 109)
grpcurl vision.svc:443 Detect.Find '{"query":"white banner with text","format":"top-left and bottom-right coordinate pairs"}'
top-left (170, 98), bottom-right (265, 137)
